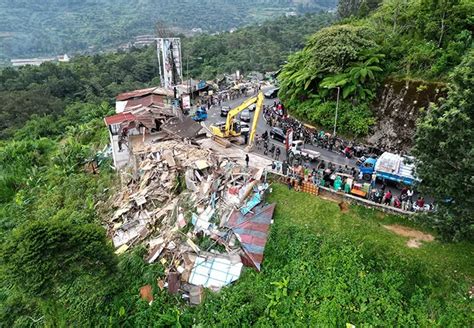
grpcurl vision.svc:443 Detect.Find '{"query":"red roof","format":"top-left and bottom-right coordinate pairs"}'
top-left (104, 112), bottom-right (136, 125)
top-left (226, 203), bottom-right (276, 271)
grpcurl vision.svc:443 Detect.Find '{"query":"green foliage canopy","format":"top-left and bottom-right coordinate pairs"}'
top-left (0, 0), bottom-right (337, 61)
top-left (3, 219), bottom-right (117, 300)
top-left (413, 50), bottom-right (474, 240)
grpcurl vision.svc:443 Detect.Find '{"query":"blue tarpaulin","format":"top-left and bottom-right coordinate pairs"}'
top-left (240, 193), bottom-right (262, 215)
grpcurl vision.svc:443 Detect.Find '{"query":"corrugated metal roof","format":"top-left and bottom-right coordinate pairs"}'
top-left (116, 87), bottom-right (174, 101)
top-left (116, 87), bottom-right (157, 101)
top-left (161, 116), bottom-right (204, 139)
top-left (104, 112), bottom-right (136, 125)
top-left (226, 203), bottom-right (276, 271)
top-left (188, 254), bottom-right (242, 288)
top-left (125, 94), bottom-right (165, 109)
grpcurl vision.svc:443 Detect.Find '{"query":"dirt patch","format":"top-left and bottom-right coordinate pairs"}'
top-left (318, 189), bottom-right (342, 203)
top-left (406, 239), bottom-right (422, 248)
top-left (338, 201), bottom-right (350, 213)
top-left (383, 224), bottom-right (434, 248)
top-left (375, 211), bottom-right (385, 219)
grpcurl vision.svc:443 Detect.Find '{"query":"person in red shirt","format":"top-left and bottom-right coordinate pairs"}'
top-left (416, 197), bottom-right (425, 209)
top-left (383, 190), bottom-right (392, 205)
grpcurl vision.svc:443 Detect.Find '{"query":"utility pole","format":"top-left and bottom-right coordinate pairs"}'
top-left (187, 56), bottom-right (191, 101)
top-left (186, 56), bottom-right (202, 104)
top-left (334, 86), bottom-right (340, 136)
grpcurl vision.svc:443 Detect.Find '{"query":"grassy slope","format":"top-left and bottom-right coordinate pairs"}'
top-left (193, 183), bottom-right (473, 326)
top-left (269, 184), bottom-right (473, 282)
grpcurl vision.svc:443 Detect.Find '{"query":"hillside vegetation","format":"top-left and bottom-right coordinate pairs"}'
top-left (276, 0), bottom-right (473, 241)
top-left (0, 14), bottom-right (333, 138)
top-left (0, 1), bottom-right (472, 326)
top-left (183, 13), bottom-right (334, 79)
top-left (278, 0), bottom-right (473, 136)
top-left (0, 0), bottom-right (335, 61)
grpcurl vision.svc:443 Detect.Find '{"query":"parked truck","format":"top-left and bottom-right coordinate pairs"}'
top-left (192, 108), bottom-right (208, 122)
top-left (289, 140), bottom-right (320, 161)
top-left (359, 152), bottom-right (417, 186)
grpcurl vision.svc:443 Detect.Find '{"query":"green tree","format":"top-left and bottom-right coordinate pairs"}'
top-left (2, 219), bottom-right (117, 320)
top-left (413, 50), bottom-right (474, 240)
top-left (320, 52), bottom-right (384, 100)
top-left (279, 24), bottom-right (378, 104)
top-left (338, 0), bottom-right (382, 18)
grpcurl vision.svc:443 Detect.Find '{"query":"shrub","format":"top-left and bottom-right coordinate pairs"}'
top-left (290, 100), bottom-right (375, 136)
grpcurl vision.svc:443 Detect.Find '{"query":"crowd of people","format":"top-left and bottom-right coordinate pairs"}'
top-left (266, 159), bottom-right (434, 213)
top-left (262, 101), bottom-right (391, 159)
top-left (214, 84), bottom-right (432, 213)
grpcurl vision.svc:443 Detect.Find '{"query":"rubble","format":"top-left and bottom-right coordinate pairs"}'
top-left (107, 138), bottom-right (276, 305)
top-left (188, 253), bottom-right (243, 289)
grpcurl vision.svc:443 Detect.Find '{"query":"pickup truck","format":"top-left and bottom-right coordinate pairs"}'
top-left (289, 140), bottom-right (320, 161)
top-left (359, 152), bottom-right (417, 186)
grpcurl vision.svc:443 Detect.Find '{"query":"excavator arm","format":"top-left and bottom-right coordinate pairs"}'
top-left (224, 94), bottom-right (259, 132)
top-left (210, 92), bottom-right (264, 144)
top-left (248, 92), bottom-right (264, 147)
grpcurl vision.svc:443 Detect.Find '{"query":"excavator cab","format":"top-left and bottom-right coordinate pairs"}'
top-left (209, 92), bottom-right (264, 146)
top-left (232, 121), bottom-right (241, 134)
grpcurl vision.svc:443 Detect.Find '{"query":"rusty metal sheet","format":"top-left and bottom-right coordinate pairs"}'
top-left (226, 203), bottom-right (276, 271)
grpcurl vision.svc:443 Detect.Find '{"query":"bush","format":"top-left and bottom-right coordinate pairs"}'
top-left (291, 99), bottom-right (375, 136)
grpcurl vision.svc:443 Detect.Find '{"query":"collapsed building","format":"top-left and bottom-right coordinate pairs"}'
top-left (103, 87), bottom-right (276, 305)
top-left (104, 86), bottom-right (202, 169)
top-left (108, 140), bottom-right (275, 304)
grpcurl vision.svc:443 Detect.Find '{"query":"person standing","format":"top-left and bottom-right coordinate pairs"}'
top-left (383, 190), bottom-right (392, 205)
top-left (245, 154), bottom-right (249, 167)
top-left (407, 188), bottom-right (414, 202)
top-left (371, 173), bottom-right (377, 188)
top-left (401, 186), bottom-right (408, 197)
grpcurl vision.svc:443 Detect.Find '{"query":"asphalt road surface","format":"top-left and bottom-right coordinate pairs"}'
top-left (204, 90), bottom-right (357, 168)
top-left (202, 89), bottom-right (423, 201)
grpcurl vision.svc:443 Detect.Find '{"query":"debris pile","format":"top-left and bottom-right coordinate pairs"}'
top-left (108, 139), bottom-right (276, 304)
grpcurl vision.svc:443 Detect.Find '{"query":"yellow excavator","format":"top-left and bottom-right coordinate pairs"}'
top-left (209, 92), bottom-right (264, 148)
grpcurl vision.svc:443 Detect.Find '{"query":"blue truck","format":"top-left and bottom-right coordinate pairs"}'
top-left (358, 152), bottom-right (417, 186)
top-left (192, 108), bottom-right (208, 122)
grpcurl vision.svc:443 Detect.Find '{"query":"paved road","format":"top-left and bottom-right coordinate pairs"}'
top-left (204, 90), bottom-right (357, 169)
top-left (201, 90), bottom-right (424, 202)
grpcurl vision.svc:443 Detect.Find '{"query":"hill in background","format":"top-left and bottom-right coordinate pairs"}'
top-left (0, 0), bottom-right (336, 62)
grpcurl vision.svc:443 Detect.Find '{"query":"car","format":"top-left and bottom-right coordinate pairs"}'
top-left (221, 106), bottom-right (231, 117)
top-left (240, 122), bottom-right (250, 134)
top-left (264, 88), bottom-right (279, 99)
top-left (269, 127), bottom-right (286, 142)
top-left (240, 109), bottom-right (251, 122)
top-left (248, 103), bottom-right (256, 111)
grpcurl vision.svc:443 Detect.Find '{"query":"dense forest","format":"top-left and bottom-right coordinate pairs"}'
top-left (183, 13), bottom-right (335, 79)
top-left (0, 0), bottom-right (336, 62)
top-left (0, 13), bottom-right (333, 138)
top-left (0, 1), bottom-right (473, 326)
